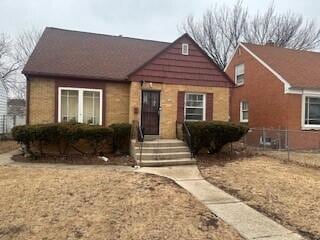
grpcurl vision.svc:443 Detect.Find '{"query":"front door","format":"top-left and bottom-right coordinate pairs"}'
top-left (141, 90), bottom-right (160, 135)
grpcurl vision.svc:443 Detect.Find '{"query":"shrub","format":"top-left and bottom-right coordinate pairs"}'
top-left (12, 123), bottom-right (113, 156)
top-left (81, 125), bottom-right (113, 155)
top-left (109, 123), bottom-right (131, 153)
top-left (185, 121), bottom-right (248, 154)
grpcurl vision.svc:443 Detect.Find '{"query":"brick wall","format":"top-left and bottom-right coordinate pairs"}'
top-left (226, 46), bottom-right (295, 129)
top-left (29, 78), bottom-right (55, 124)
top-left (105, 82), bottom-right (130, 125)
top-left (129, 81), bottom-right (230, 139)
top-left (28, 77), bottom-right (130, 126)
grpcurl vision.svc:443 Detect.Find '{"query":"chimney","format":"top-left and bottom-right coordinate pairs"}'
top-left (266, 40), bottom-right (275, 46)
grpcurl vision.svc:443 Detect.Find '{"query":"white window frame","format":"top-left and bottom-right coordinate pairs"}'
top-left (182, 43), bottom-right (189, 55)
top-left (240, 100), bottom-right (248, 123)
top-left (58, 87), bottom-right (103, 125)
top-left (235, 63), bottom-right (245, 86)
top-left (184, 93), bottom-right (206, 121)
top-left (301, 94), bottom-right (320, 129)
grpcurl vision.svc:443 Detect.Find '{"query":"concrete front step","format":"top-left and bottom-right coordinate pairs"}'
top-left (138, 140), bottom-right (187, 148)
top-left (139, 158), bottom-right (196, 167)
top-left (134, 146), bottom-right (190, 153)
top-left (136, 152), bottom-right (191, 160)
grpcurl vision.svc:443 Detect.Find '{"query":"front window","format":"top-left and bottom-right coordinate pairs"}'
top-left (59, 87), bottom-right (102, 125)
top-left (235, 64), bottom-right (245, 85)
top-left (304, 96), bottom-right (320, 127)
top-left (240, 100), bottom-right (248, 123)
top-left (185, 93), bottom-right (206, 121)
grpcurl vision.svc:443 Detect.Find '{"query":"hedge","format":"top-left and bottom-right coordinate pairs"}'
top-left (109, 123), bottom-right (132, 154)
top-left (185, 121), bottom-right (248, 154)
top-left (12, 123), bottom-right (115, 156)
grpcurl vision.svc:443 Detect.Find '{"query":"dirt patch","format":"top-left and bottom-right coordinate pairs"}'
top-left (0, 165), bottom-right (242, 240)
top-left (198, 154), bottom-right (320, 240)
top-left (11, 153), bottom-right (136, 166)
top-left (0, 140), bottom-right (19, 154)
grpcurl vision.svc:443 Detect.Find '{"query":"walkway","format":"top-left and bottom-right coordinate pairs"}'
top-left (137, 165), bottom-right (304, 240)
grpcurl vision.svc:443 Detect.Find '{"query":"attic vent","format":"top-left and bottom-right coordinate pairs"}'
top-left (182, 43), bottom-right (189, 55)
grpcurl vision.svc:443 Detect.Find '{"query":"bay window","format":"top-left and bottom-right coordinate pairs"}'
top-left (185, 93), bottom-right (206, 121)
top-left (304, 96), bottom-right (320, 127)
top-left (58, 87), bottom-right (102, 125)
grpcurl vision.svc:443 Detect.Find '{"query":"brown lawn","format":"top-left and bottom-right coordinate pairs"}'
top-left (0, 165), bottom-right (242, 240)
top-left (198, 155), bottom-right (320, 240)
top-left (0, 140), bottom-right (19, 154)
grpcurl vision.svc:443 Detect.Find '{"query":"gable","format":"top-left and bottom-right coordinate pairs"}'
top-left (129, 34), bottom-right (233, 87)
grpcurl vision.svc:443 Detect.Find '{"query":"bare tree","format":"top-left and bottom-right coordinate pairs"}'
top-left (182, 1), bottom-right (320, 70)
top-left (182, 1), bottom-right (247, 69)
top-left (0, 34), bottom-right (19, 90)
top-left (7, 28), bottom-right (42, 99)
top-left (15, 28), bottom-right (42, 67)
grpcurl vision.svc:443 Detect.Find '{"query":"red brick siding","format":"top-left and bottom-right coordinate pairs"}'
top-left (226, 46), bottom-right (293, 129)
top-left (130, 36), bottom-right (231, 87)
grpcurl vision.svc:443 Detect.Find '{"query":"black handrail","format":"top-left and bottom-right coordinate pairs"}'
top-left (137, 125), bottom-right (144, 166)
top-left (182, 122), bottom-right (194, 159)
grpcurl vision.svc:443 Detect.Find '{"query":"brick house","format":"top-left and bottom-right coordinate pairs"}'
top-left (24, 27), bottom-right (232, 140)
top-left (225, 42), bottom-right (320, 149)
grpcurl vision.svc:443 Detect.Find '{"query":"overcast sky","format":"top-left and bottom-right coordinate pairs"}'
top-left (1, 0), bottom-right (320, 42)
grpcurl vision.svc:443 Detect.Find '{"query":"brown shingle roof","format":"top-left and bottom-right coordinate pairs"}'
top-left (23, 27), bottom-right (169, 81)
top-left (243, 43), bottom-right (320, 89)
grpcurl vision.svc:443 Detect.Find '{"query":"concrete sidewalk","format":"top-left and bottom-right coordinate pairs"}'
top-left (137, 165), bottom-right (304, 240)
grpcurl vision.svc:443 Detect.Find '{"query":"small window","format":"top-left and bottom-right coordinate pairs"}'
top-left (304, 96), bottom-right (320, 127)
top-left (235, 64), bottom-right (245, 85)
top-left (182, 43), bottom-right (189, 55)
top-left (260, 136), bottom-right (272, 146)
top-left (185, 93), bottom-right (206, 121)
top-left (240, 100), bottom-right (248, 123)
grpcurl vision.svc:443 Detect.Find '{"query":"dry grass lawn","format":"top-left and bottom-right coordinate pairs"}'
top-left (0, 165), bottom-right (242, 240)
top-left (0, 140), bottom-right (18, 154)
top-left (198, 155), bottom-right (320, 240)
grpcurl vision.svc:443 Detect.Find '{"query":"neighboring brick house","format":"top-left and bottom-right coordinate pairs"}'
top-left (24, 27), bottom-right (232, 139)
top-left (225, 42), bottom-right (320, 149)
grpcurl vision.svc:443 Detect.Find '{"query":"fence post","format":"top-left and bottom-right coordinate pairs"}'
top-left (286, 128), bottom-right (290, 162)
top-left (2, 115), bottom-right (4, 135)
top-left (278, 128), bottom-right (281, 150)
top-left (262, 127), bottom-right (266, 151)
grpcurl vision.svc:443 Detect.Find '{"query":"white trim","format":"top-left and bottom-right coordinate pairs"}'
top-left (58, 87), bottom-right (103, 125)
top-left (301, 92), bottom-right (320, 130)
top-left (224, 44), bottom-right (241, 72)
top-left (240, 100), bottom-right (248, 123)
top-left (184, 92), bottom-right (206, 121)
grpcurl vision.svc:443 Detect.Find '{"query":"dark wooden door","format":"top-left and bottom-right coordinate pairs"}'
top-left (141, 91), bottom-right (160, 135)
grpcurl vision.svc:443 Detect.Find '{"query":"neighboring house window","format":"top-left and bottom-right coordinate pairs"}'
top-left (304, 96), bottom-right (320, 127)
top-left (240, 100), bottom-right (248, 123)
top-left (182, 43), bottom-right (189, 55)
top-left (58, 87), bottom-right (102, 125)
top-left (185, 93), bottom-right (206, 121)
top-left (235, 64), bottom-right (245, 85)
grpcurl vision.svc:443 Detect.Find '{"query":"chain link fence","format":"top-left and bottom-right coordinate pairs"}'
top-left (0, 114), bottom-right (26, 138)
top-left (242, 128), bottom-right (320, 168)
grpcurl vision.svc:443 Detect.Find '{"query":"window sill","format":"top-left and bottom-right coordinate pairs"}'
top-left (240, 120), bottom-right (248, 123)
top-left (235, 83), bottom-right (244, 87)
top-left (301, 126), bottom-right (320, 131)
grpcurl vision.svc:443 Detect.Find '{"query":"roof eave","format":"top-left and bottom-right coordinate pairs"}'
top-left (23, 70), bottom-right (128, 82)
